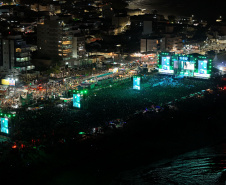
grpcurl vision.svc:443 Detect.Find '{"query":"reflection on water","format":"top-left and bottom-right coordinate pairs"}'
top-left (114, 143), bottom-right (226, 185)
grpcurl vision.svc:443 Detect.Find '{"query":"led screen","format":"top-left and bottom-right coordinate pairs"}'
top-left (198, 60), bottom-right (207, 74)
top-left (174, 61), bottom-right (178, 69)
top-left (73, 94), bottom-right (81, 108)
top-left (133, 77), bottom-right (140, 90)
top-left (1, 79), bottom-right (15, 86)
top-left (1, 118), bottom-right (8, 134)
top-left (161, 57), bottom-right (170, 70)
top-left (184, 62), bottom-right (194, 70)
top-left (9, 80), bottom-right (15, 86)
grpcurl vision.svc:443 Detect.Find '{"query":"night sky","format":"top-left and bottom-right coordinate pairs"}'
top-left (129, 0), bottom-right (226, 22)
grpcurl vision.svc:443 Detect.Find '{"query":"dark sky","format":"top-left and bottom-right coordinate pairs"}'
top-left (130, 0), bottom-right (226, 22)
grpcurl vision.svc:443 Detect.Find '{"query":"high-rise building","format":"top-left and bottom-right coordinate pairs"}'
top-left (37, 16), bottom-right (73, 65)
top-left (0, 34), bottom-right (34, 76)
top-left (165, 35), bottom-right (183, 51)
top-left (143, 21), bottom-right (152, 35)
top-left (72, 35), bottom-right (86, 58)
top-left (140, 38), bottom-right (158, 52)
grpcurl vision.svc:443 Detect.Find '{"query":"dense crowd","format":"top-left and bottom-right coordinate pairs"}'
top-left (6, 74), bottom-right (216, 148)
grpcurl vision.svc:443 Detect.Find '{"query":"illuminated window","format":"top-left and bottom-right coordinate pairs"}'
top-left (16, 48), bottom-right (21, 52)
top-left (62, 41), bottom-right (72, 45)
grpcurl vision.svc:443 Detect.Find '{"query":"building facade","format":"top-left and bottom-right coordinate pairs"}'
top-left (140, 38), bottom-right (158, 52)
top-left (165, 35), bottom-right (183, 52)
top-left (37, 17), bottom-right (73, 65)
top-left (0, 35), bottom-right (34, 77)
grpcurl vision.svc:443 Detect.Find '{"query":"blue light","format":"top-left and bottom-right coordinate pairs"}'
top-left (133, 77), bottom-right (141, 90)
top-left (198, 60), bottom-right (207, 74)
top-left (73, 94), bottom-right (81, 108)
top-left (1, 118), bottom-right (9, 134)
top-left (179, 57), bottom-right (188, 61)
top-left (162, 57), bottom-right (170, 70)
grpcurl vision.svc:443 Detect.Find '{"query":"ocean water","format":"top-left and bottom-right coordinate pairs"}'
top-left (111, 143), bottom-right (226, 184)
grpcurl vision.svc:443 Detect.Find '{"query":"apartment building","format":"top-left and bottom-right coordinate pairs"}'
top-left (37, 16), bottom-right (73, 65)
top-left (0, 35), bottom-right (34, 76)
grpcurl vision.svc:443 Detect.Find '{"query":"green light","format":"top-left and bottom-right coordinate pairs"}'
top-left (79, 132), bottom-right (86, 135)
top-left (13, 114), bottom-right (16, 117)
top-left (0, 113), bottom-right (3, 116)
top-left (73, 90), bottom-right (75, 92)
top-left (8, 115), bottom-right (11, 118)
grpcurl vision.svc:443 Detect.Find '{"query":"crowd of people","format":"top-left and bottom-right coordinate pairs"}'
top-left (2, 74), bottom-right (215, 146)
top-left (0, 71), bottom-right (224, 185)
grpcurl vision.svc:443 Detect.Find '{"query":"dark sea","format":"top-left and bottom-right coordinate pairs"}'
top-left (111, 142), bottom-right (226, 184)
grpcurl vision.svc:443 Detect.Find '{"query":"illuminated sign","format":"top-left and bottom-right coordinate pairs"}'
top-left (73, 94), bottom-right (81, 108)
top-left (133, 76), bottom-right (140, 90)
top-left (179, 57), bottom-right (188, 61)
top-left (194, 73), bottom-right (210, 78)
top-left (159, 69), bottom-right (174, 74)
top-left (1, 79), bottom-right (15, 86)
top-left (1, 118), bottom-right (8, 134)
